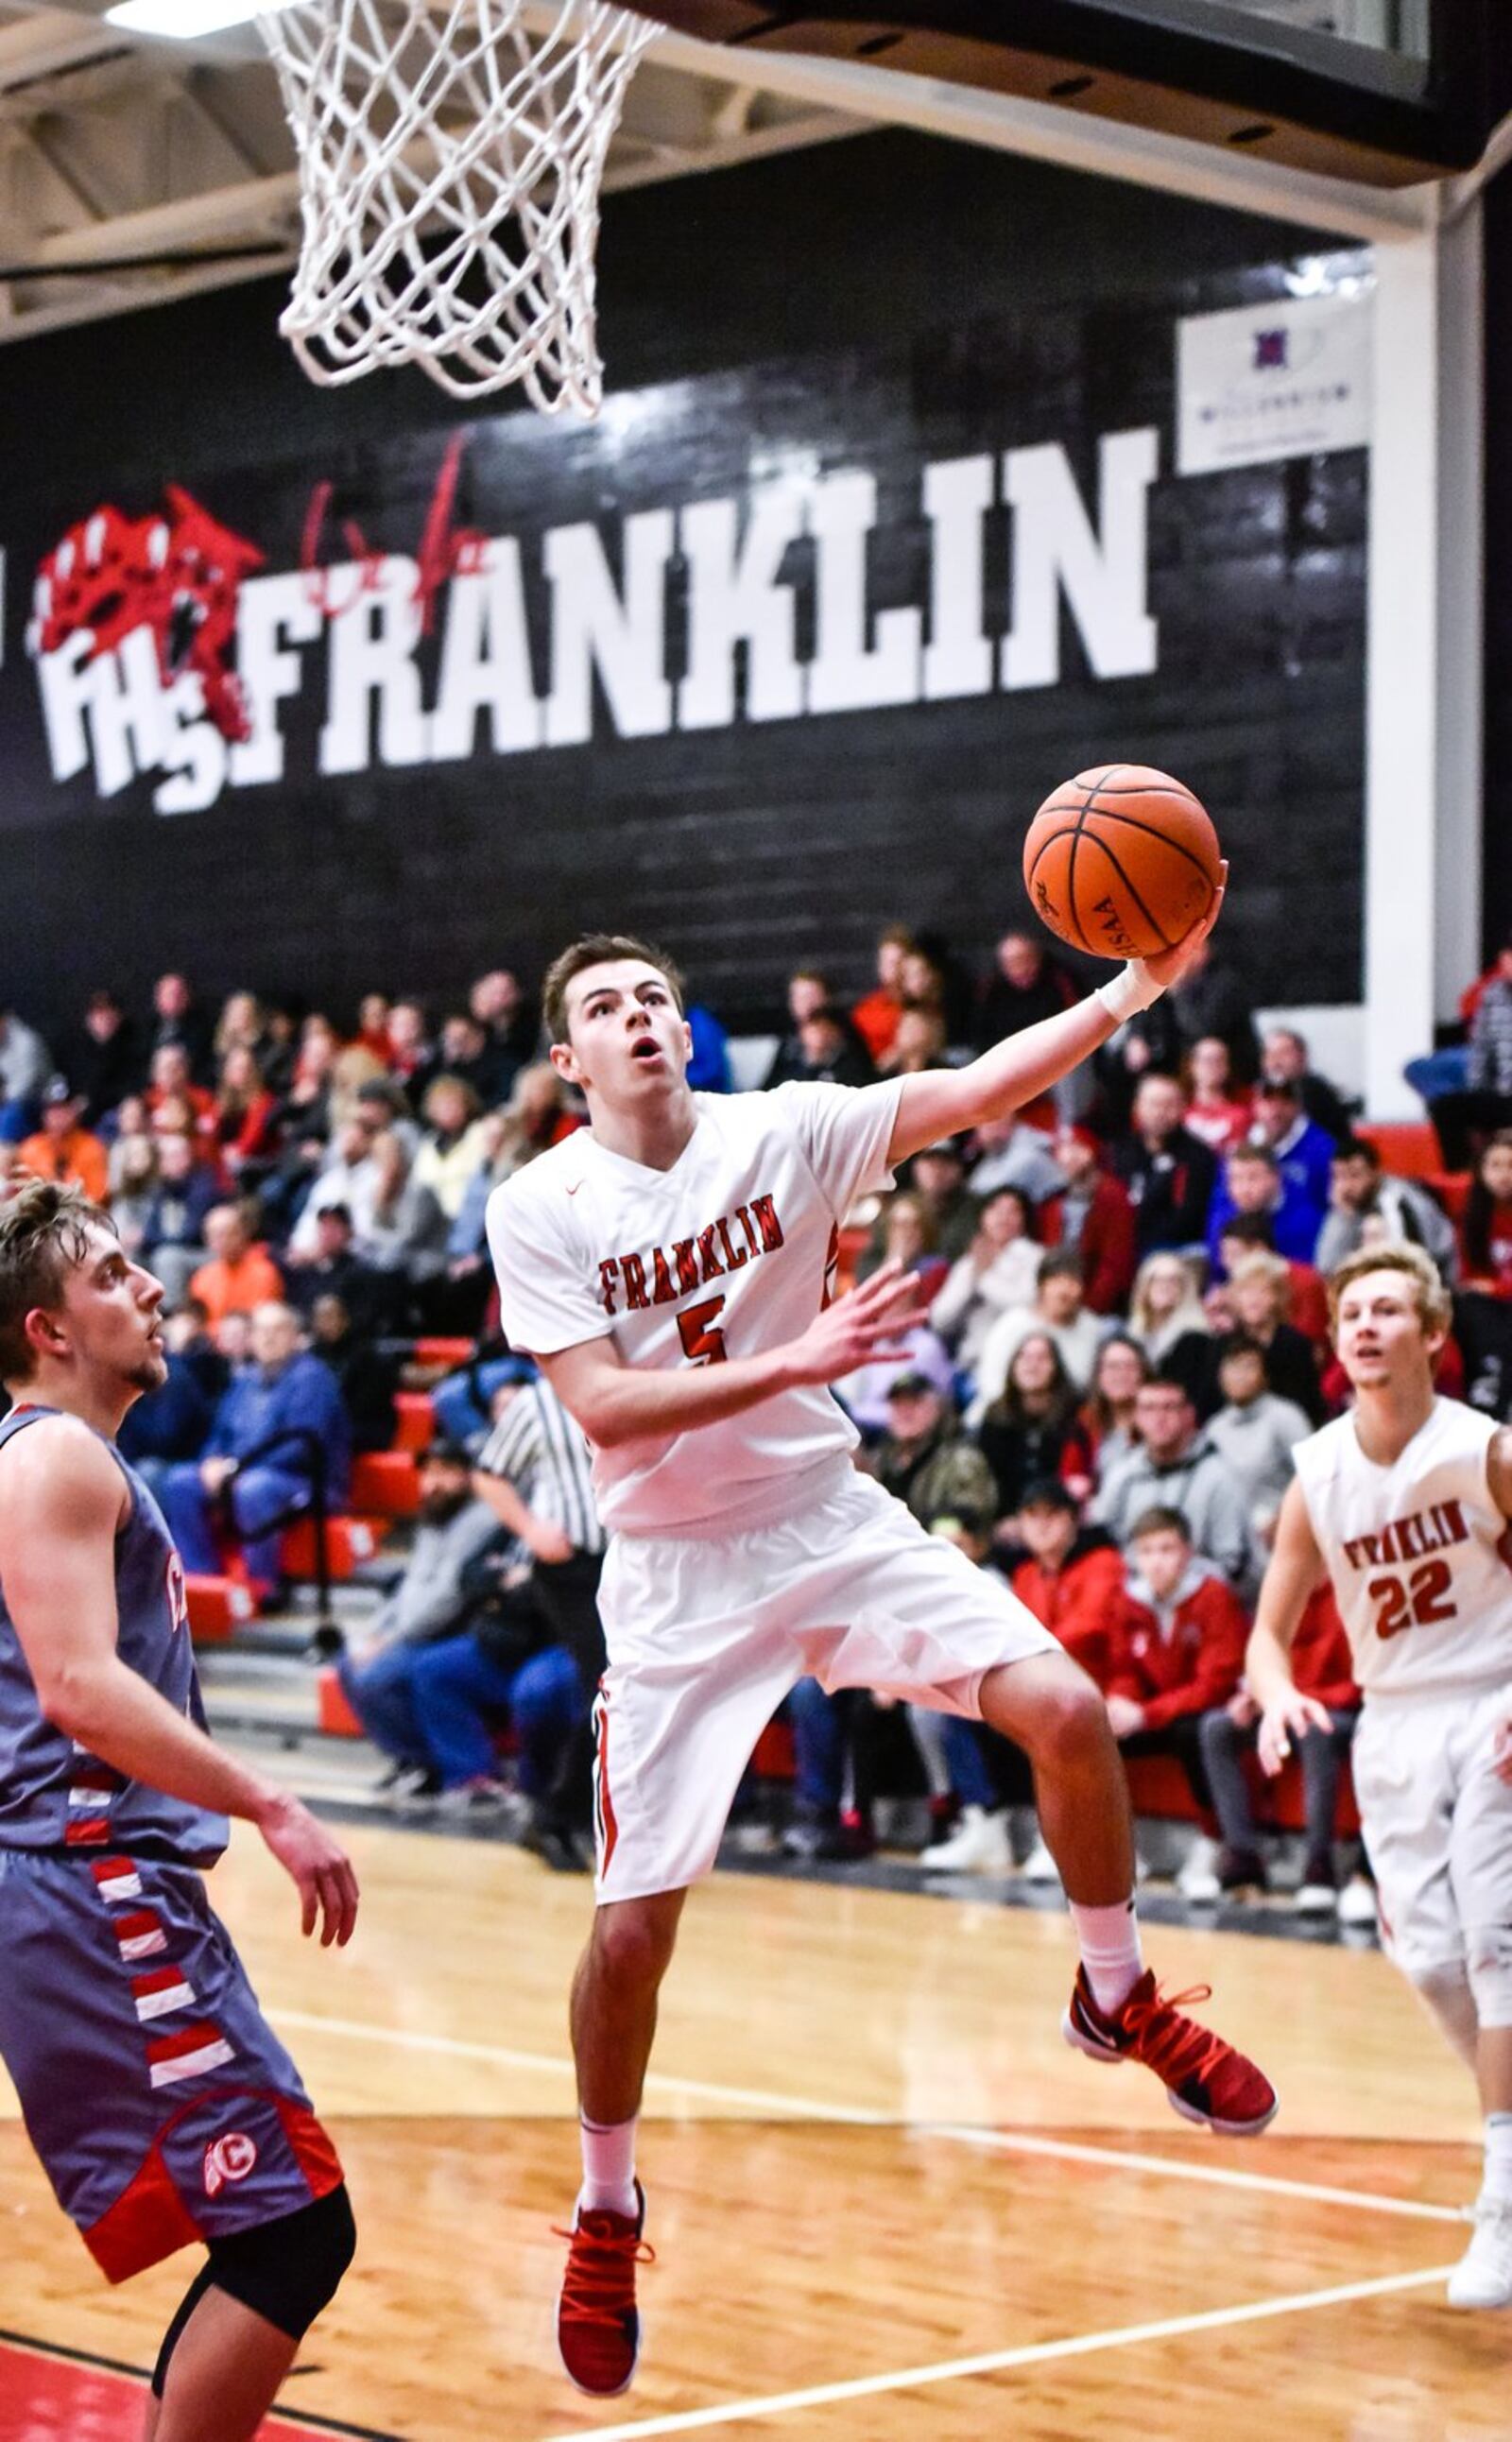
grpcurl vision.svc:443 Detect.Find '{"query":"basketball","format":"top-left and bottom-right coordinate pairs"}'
top-left (1022, 765), bottom-right (1222, 961)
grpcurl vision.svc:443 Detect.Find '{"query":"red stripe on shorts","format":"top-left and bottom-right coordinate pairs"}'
top-left (594, 1693), bottom-right (618, 1876)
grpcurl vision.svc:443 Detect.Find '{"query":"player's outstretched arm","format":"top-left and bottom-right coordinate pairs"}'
top-left (887, 871), bottom-right (1227, 1165)
top-left (1246, 1477), bottom-right (1332, 1775)
top-left (0, 1418), bottom-right (358, 1946)
top-left (540, 1259), bottom-right (918, 1449)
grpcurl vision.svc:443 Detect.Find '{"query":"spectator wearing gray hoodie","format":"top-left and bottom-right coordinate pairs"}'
top-left (1092, 1374), bottom-right (1258, 1597)
top-left (1204, 1334), bottom-right (1312, 1545)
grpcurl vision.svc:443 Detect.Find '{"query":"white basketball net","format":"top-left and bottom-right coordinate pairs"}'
top-left (256, 0), bottom-right (658, 416)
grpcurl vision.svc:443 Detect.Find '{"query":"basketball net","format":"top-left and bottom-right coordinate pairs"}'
top-left (256, 0), bottom-right (658, 415)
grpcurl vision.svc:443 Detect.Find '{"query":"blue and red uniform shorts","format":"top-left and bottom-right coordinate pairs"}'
top-left (0, 1849), bottom-right (341, 2280)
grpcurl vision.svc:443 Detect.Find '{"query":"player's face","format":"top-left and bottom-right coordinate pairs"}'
top-left (557, 961), bottom-right (692, 1106)
top-left (1333, 1268), bottom-right (1440, 1392)
top-left (53, 1229), bottom-right (167, 1395)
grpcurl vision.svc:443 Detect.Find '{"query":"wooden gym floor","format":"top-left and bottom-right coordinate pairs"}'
top-left (0, 1821), bottom-right (1500, 2440)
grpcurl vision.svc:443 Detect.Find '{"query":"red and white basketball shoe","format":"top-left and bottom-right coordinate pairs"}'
top-left (1062, 1965), bottom-right (1278, 2135)
top-left (555, 2181), bottom-right (653, 2396)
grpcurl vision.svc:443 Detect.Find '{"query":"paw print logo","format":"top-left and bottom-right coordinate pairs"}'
top-left (29, 488), bottom-right (265, 744)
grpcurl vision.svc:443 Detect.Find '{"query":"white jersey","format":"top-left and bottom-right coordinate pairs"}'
top-left (485, 1079), bottom-right (902, 1538)
top-left (1291, 1397), bottom-right (1512, 1698)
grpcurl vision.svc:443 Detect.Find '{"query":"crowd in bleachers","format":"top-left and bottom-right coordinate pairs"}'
top-left (5, 920), bottom-right (1512, 1898)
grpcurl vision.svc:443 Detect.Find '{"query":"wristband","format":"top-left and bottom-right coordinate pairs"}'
top-left (1095, 961), bottom-right (1165, 1023)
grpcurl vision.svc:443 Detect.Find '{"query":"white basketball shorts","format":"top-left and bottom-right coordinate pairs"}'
top-left (1351, 1682), bottom-right (1512, 1978)
top-left (590, 1458), bottom-right (1057, 1904)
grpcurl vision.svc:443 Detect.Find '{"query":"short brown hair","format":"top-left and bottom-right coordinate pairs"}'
top-left (1128, 1504), bottom-right (1192, 1544)
top-left (541, 935), bottom-right (685, 1045)
top-left (1327, 1242), bottom-right (1451, 1338)
top-left (0, 1180), bottom-right (109, 1382)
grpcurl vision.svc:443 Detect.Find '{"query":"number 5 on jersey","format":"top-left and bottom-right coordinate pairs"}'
top-left (678, 1297), bottom-right (727, 1366)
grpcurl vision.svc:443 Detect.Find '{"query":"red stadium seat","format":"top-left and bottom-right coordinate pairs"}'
top-left (318, 1666), bottom-right (364, 1737)
top-left (392, 1391), bottom-right (435, 1453)
top-left (1427, 1169), bottom-right (1473, 1220)
top-left (750, 1718), bottom-right (797, 1779)
top-left (1356, 1122), bottom-right (1440, 1179)
top-left (281, 1515), bottom-right (386, 1580)
top-left (185, 1573), bottom-right (257, 1642)
top-left (351, 1450), bottom-right (421, 1517)
top-left (411, 1336), bottom-right (475, 1368)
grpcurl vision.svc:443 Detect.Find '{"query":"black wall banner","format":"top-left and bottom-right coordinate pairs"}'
top-left (0, 137), bottom-right (1369, 1035)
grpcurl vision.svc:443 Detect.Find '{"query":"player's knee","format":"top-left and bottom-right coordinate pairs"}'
top-left (207, 2182), bottom-right (357, 2341)
top-left (1408, 1957), bottom-right (1481, 2067)
top-left (1017, 1674), bottom-right (1108, 1775)
top-left (1466, 1926), bottom-right (1512, 2027)
top-left (591, 1900), bottom-right (679, 1994)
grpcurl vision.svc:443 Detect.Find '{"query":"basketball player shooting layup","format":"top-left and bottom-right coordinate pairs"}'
top-left (486, 898), bottom-right (1282, 2401)
top-left (0, 1183), bottom-right (359, 2441)
top-left (1248, 1243), bottom-right (1512, 2313)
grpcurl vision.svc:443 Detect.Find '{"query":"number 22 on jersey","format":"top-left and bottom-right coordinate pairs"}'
top-left (1368, 1559), bottom-right (1457, 1639)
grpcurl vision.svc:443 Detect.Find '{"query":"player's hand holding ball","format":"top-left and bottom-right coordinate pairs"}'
top-left (1022, 764), bottom-right (1228, 1013)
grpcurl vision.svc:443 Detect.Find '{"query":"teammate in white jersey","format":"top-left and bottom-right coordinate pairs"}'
top-left (488, 920), bottom-right (1279, 2400)
top-left (1246, 1244), bottom-right (1512, 2310)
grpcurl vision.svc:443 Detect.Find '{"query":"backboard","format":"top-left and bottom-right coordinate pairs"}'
top-left (623, 0), bottom-right (1507, 185)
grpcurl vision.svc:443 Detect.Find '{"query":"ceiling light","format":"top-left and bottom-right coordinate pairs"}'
top-left (106, 0), bottom-right (269, 38)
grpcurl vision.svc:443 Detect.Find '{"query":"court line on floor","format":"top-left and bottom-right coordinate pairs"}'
top-left (528, 2263), bottom-right (1458, 2442)
top-left (272, 2008), bottom-right (1469, 2225)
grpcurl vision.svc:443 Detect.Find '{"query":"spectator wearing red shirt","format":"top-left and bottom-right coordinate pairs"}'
top-left (1104, 1505), bottom-right (1248, 1824)
top-left (1180, 1037), bottom-right (1252, 1156)
top-left (850, 925), bottom-right (913, 1064)
top-left (1194, 1585), bottom-right (1361, 1910)
top-left (1040, 1125), bottom-right (1137, 1315)
top-left (1010, 1477), bottom-right (1124, 1686)
top-left (356, 993), bottom-right (395, 1065)
top-left (212, 1046), bottom-right (281, 1182)
top-left (146, 1041), bottom-right (217, 1141)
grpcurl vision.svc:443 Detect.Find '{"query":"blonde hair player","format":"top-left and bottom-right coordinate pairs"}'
top-left (1246, 1242), bottom-right (1512, 2311)
top-left (485, 881), bottom-right (1284, 2401)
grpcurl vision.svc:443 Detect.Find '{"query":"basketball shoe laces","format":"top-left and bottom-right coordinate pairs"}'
top-left (1113, 1979), bottom-right (1229, 2089)
top-left (553, 2210), bottom-right (655, 2329)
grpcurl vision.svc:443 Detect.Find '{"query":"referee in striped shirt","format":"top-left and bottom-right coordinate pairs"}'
top-left (473, 1373), bottom-right (605, 1872)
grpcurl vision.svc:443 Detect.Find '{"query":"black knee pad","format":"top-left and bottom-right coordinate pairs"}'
top-left (151, 2188), bottom-right (356, 2396)
top-left (209, 2183), bottom-right (357, 2341)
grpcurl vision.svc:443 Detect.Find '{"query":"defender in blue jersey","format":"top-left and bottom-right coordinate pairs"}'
top-left (0, 1182), bottom-right (359, 2441)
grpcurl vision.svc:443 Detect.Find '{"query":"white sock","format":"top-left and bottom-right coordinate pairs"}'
top-left (1484, 2113), bottom-right (1512, 2206)
top-left (1069, 1897), bottom-right (1144, 2015)
top-left (578, 2114), bottom-right (639, 2218)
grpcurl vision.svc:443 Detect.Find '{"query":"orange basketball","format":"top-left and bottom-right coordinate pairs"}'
top-left (1021, 764), bottom-right (1221, 961)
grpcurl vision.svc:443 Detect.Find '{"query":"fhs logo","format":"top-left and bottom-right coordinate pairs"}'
top-left (29, 487), bottom-right (266, 745)
top-left (1252, 328), bottom-right (1289, 371)
top-left (203, 2131), bottom-right (259, 2196)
